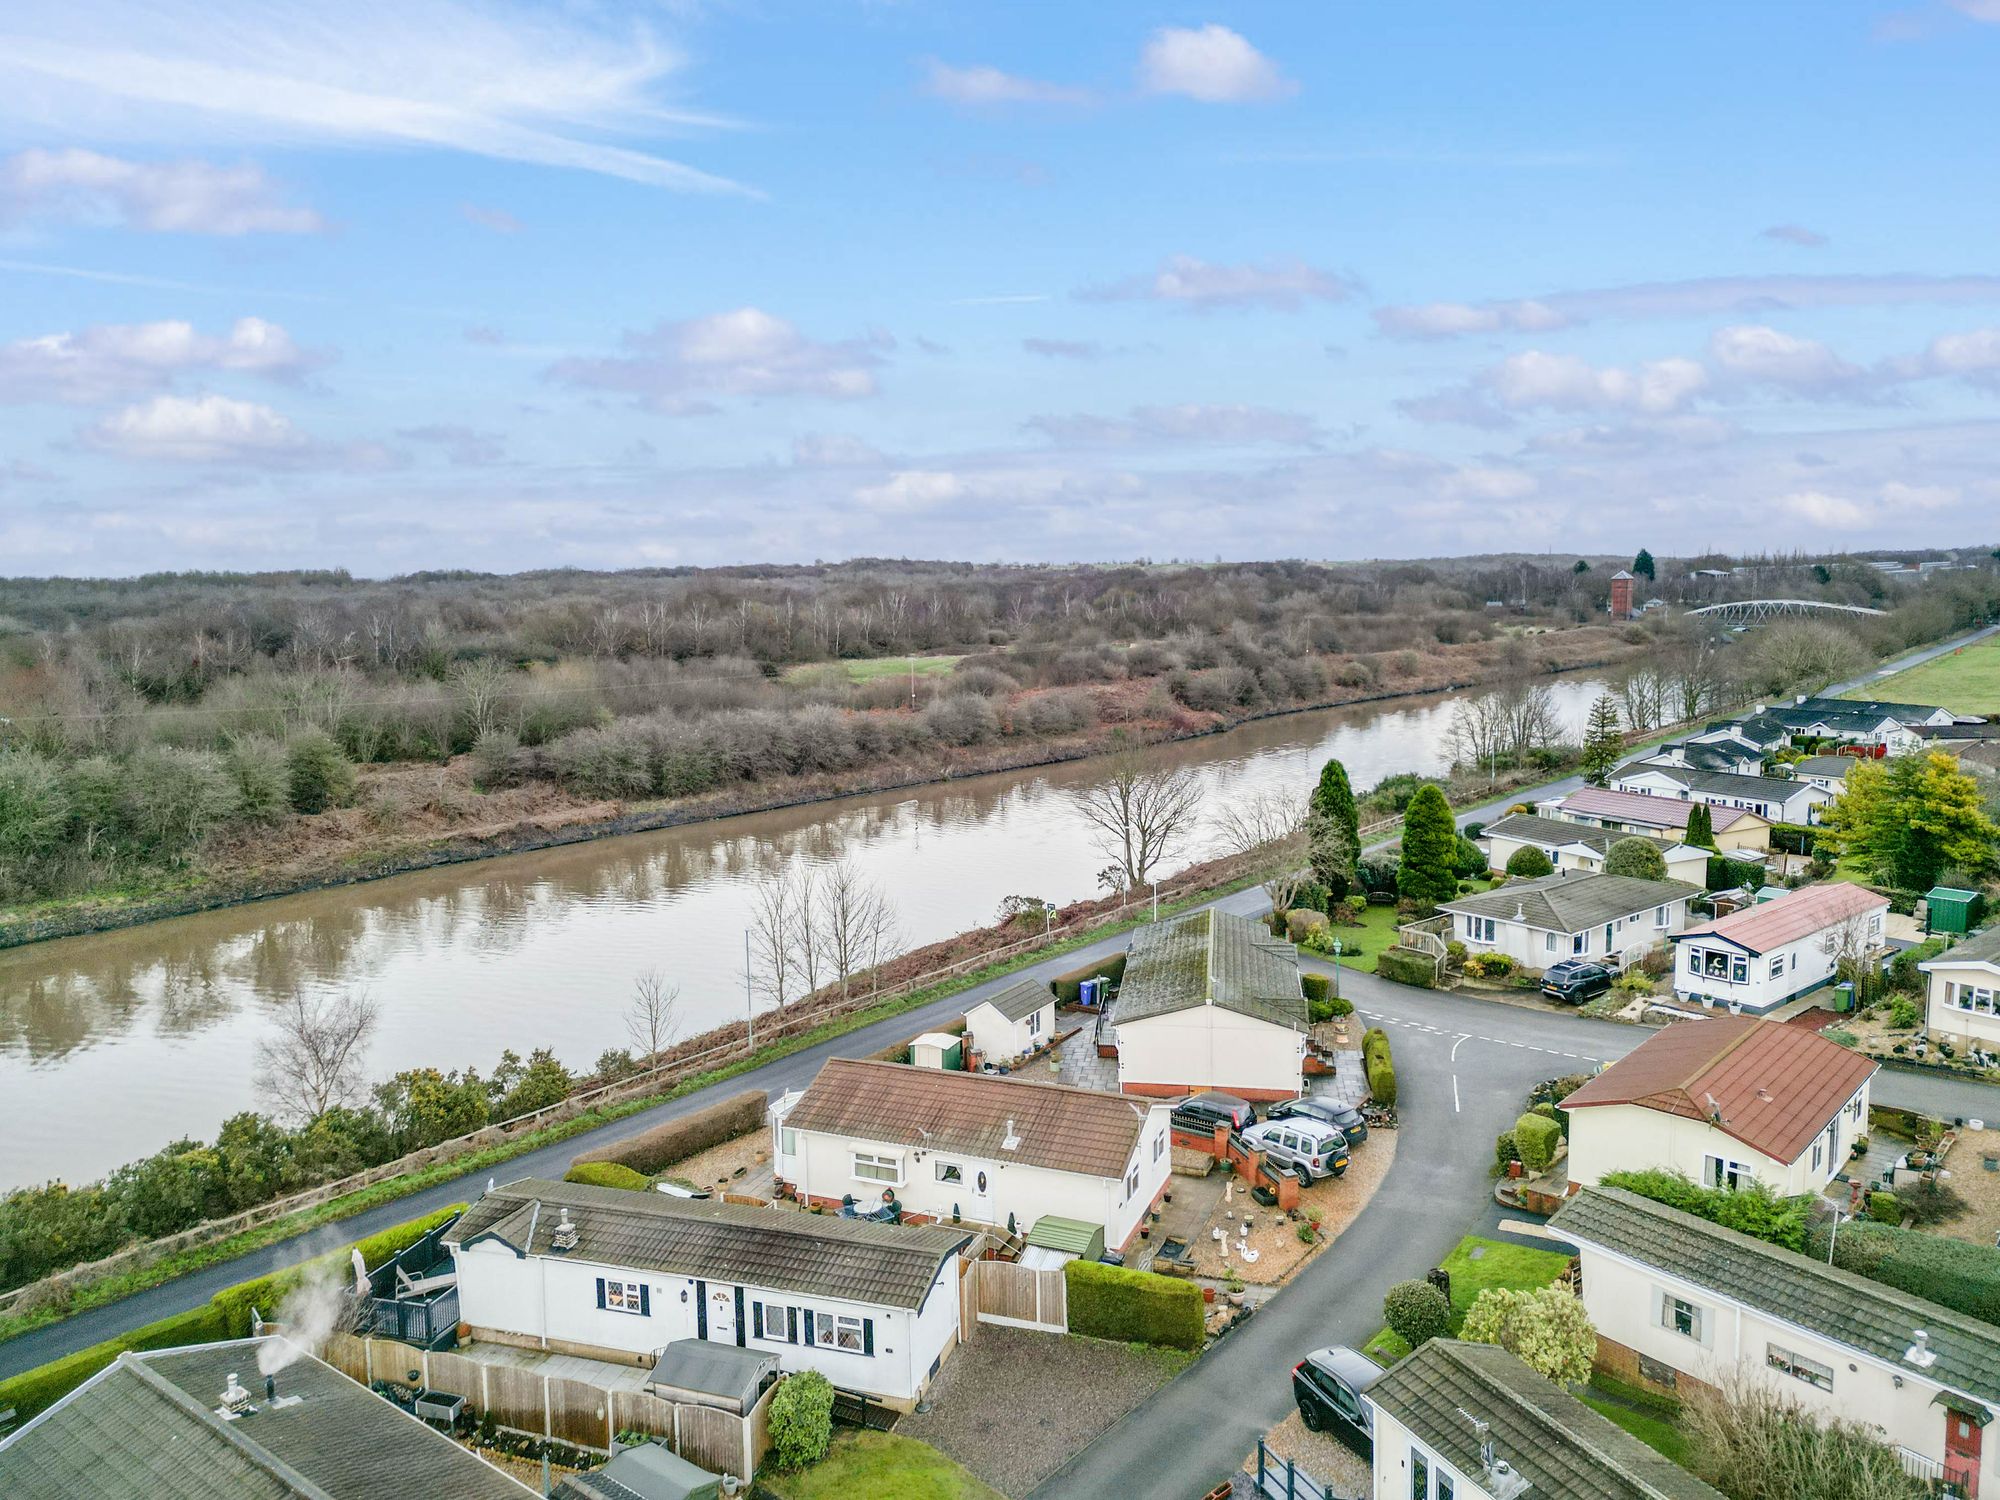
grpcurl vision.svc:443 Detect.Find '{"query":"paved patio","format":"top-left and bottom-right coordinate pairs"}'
top-left (1047, 1010), bottom-right (1119, 1092)
top-left (455, 1340), bottom-right (653, 1392)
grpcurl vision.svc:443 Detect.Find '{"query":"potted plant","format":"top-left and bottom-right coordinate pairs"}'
top-left (1202, 1284), bottom-right (1217, 1304)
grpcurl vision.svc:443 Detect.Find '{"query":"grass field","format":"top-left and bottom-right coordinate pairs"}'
top-left (760, 1431), bottom-right (1005, 1500)
top-left (783, 654), bottom-right (966, 684)
top-left (1844, 637), bottom-right (2000, 716)
top-left (1363, 1234), bottom-right (1575, 1364)
top-left (1580, 1375), bottom-right (1692, 1465)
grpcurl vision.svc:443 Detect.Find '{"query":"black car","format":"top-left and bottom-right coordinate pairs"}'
top-left (1169, 1092), bottom-right (1255, 1132)
top-left (1541, 959), bottom-right (1614, 1004)
top-left (1291, 1346), bottom-right (1380, 1458)
top-left (1266, 1095), bottom-right (1369, 1146)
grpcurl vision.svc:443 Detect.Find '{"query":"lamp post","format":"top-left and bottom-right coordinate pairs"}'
top-left (744, 929), bottom-right (755, 1049)
top-left (1150, 881), bottom-right (1160, 923)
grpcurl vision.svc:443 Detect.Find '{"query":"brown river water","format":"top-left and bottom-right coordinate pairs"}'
top-left (0, 674), bottom-right (1622, 1188)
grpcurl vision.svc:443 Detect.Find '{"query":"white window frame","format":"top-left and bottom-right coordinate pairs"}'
top-left (816, 1312), bottom-right (866, 1353)
top-left (1769, 956), bottom-right (1785, 981)
top-left (1153, 1131), bottom-right (1166, 1162)
top-left (779, 1127), bottom-right (797, 1156)
top-left (1126, 1166), bottom-right (1140, 1201)
top-left (851, 1150), bottom-right (903, 1186)
top-left (1544, 931), bottom-right (1560, 954)
top-left (1767, 1343), bottom-right (1834, 1391)
top-left (1664, 1294), bottom-right (1703, 1341)
top-left (935, 1161), bottom-right (963, 1184)
top-left (1654, 905), bottom-right (1669, 929)
top-left (1571, 933), bottom-right (1588, 956)
top-left (602, 1278), bottom-right (646, 1316)
top-left (1704, 1156), bottom-right (1755, 1192)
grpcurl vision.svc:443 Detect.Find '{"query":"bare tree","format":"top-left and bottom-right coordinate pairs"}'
top-left (1067, 747), bottom-right (1205, 891)
top-left (256, 989), bottom-right (380, 1125)
top-left (626, 968), bottom-right (682, 1066)
top-left (748, 868), bottom-right (801, 1011)
top-left (815, 858), bottom-right (898, 1001)
top-left (1618, 670), bottom-right (1670, 733)
top-left (1211, 789), bottom-right (1313, 916)
top-left (1750, 619), bottom-right (1868, 695)
top-left (791, 866), bottom-right (824, 1003)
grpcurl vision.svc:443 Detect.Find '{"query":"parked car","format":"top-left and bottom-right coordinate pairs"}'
top-left (1266, 1095), bottom-right (1369, 1146)
top-left (1292, 1345), bottom-right (1380, 1457)
top-left (1242, 1117), bottom-right (1349, 1185)
top-left (1541, 959), bottom-right (1614, 1004)
top-left (1169, 1092), bottom-right (1255, 1133)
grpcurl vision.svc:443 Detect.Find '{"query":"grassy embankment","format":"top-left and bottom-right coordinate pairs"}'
top-left (1842, 633), bottom-right (2000, 716)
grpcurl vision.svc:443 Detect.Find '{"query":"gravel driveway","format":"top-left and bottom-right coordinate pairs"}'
top-left (900, 1325), bottom-right (1191, 1497)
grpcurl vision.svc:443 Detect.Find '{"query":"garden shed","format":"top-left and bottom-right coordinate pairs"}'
top-left (1020, 1214), bottom-right (1106, 1270)
top-left (645, 1339), bottom-right (780, 1415)
top-left (555, 1442), bottom-right (721, 1500)
top-left (1925, 886), bottom-right (1986, 937)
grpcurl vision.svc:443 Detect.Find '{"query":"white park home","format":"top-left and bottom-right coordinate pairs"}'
top-left (446, 1178), bottom-right (972, 1409)
top-left (773, 1057), bottom-right (1171, 1253)
top-left (1562, 1015), bottom-right (1874, 1197)
top-left (1919, 926), bottom-right (2000, 1057)
top-left (1438, 871), bottom-right (1698, 971)
top-left (961, 978), bottom-right (1056, 1066)
top-left (1480, 812), bottom-right (1709, 886)
top-left (1671, 881), bottom-right (1889, 1015)
top-left (1608, 761), bottom-right (1832, 826)
top-left (1554, 1187), bottom-right (2000, 1497)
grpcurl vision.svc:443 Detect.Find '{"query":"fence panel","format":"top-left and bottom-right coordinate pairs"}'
top-left (320, 1331), bottom-right (368, 1384)
top-left (675, 1404), bottom-right (749, 1477)
top-left (548, 1375), bottom-right (612, 1451)
top-left (974, 1260), bottom-right (1066, 1332)
top-left (611, 1388), bottom-right (679, 1441)
top-left (482, 1361), bottom-right (550, 1436)
top-left (423, 1350), bottom-right (482, 1402)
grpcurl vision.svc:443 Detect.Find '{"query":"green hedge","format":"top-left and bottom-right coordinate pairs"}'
top-left (1767, 822), bottom-right (1819, 857)
top-left (1301, 973), bottom-right (1330, 1004)
top-left (571, 1087), bottom-right (768, 1175)
top-left (0, 1203), bottom-right (464, 1420)
top-left (1811, 1221), bottom-right (2000, 1325)
top-left (1064, 1259), bottom-right (1203, 1350)
top-left (1704, 855), bottom-right (1767, 892)
top-left (564, 1162), bottom-right (653, 1192)
top-left (1514, 1113), bottom-right (1561, 1174)
top-left (1601, 1170), bottom-right (1811, 1253)
top-left (1376, 946), bottom-right (1437, 988)
top-left (1363, 1028), bottom-right (1398, 1108)
top-left (1051, 953), bottom-right (1125, 1005)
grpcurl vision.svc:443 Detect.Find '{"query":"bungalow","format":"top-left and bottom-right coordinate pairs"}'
top-left (1110, 907), bottom-right (1308, 1103)
top-left (962, 978), bottom-right (1056, 1067)
top-left (1919, 926), bottom-right (2000, 1059)
top-left (1729, 704), bottom-right (1928, 756)
top-left (1638, 737), bottom-right (1768, 777)
top-left (1439, 871), bottom-right (1699, 972)
top-left (1806, 694), bottom-right (1968, 729)
top-left (1538, 786), bottom-right (1771, 853)
top-left (1365, 1338), bottom-right (1722, 1500)
top-left (1793, 753), bottom-right (1859, 796)
top-left (447, 1178), bottom-right (971, 1409)
top-left (772, 1057), bottom-right (1170, 1252)
top-left (1480, 812), bottom-right (1709, 886)
top-left (1608, 761), bottom-right (1831, 826)
top-left (1670, 881), bottom-right (1888, 1015)
top-left (1553, 1186), bottom-right (2000, 1497)
top-left (1562, 1014), bottom-right (1875, 1196)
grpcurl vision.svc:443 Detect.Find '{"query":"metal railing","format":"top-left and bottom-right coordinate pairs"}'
top-left (1254, 1438), bottom-right (1344, 1500)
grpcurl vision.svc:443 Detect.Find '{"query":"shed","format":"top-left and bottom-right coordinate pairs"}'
top-left (1925, 886), bottom-right (1986, 936)
top-left (964, 978), bottom-right (1058, 1063)
top-left (909, 1032), bottom-right (964, 1070)
top-left (1020, 1214), bottom-right (1106, 1269)
top-left (554, 1442), bottom-right (721, 1500)
top-left (645, 1339), bottom-right (780, 1414)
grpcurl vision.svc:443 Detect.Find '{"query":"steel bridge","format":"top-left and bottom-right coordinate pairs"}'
top-left (1685, 598), bottom-right (1887, 623)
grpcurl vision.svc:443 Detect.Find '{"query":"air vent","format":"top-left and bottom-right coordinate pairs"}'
top-left (218, 1373), bottom-right (253, 1417)
top-left (1905, 1330), bottom-right (1937, 1369)
top-left (1001, 1118), bottom-right (1021, 1152)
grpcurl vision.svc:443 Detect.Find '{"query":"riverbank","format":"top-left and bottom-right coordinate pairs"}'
top-left (0, 625), bottom-right (1647, 950)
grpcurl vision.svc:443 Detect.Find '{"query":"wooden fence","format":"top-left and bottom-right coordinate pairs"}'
top-left (319, 1333), bottom-right (771, 1479)
top-left (971, 1260), bottom-right (1067, 1334)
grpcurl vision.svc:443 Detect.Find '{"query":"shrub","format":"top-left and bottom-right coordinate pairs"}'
top-left (1514, 1112), bottom-right (1562, 1174)
top-left (1867, 1191), bottom-right (1901, 1225)
top-left (1459, 1286), bottom-right (1596, 1384)
top-left (1505, 846), bottom-right (1554, 878)
top-left (565, 1161), bottom-right (653, 1192)
top-left (1602, 1170), bottom-right (1812, 1253)
top-left (1454, 835), bottom-right (1489, 878)
top-left (571, 1088), bottom-right (768, 1175)
top-left (1064, 1259), bottom-right (1204, 1349)
top-left (1495, 1130), bottom-right (1520, 1169)
top-left (1286, 908), bottom-right (1331, 945)
top-left (1464, 952), bottom-right (1516, 979)
top-left (1704, 855), bottom-right (1766, 892)
top-left (1398, 785), bottom-right (1461, 904)
top-left (0, 1301), bottom-right (230, 1422)
top-left (226, 736), bottom-right (291, 824)
top-left (285, 729), bottom-right (358, 814)
top-left (1375, 947), bottom-right (1437, 989)
top-left (1300, 973), bottom-right (1330, 1005)
top-left (1808, 1220), bottom-right (2000, 1324)
top-left (1888, 997), bottom-right (1921, 1030)
top-left (1383, 1279), bottom-right (1453, 1348)
top-left (1603, 837), bottom-right (1667, 882)
top-left (767, 1370), bottom-right (835, 1470)
top-left (1363, 1029), bottom-right (1398, 1107)
top-left (1050, 953), bottom-right (1125, 1004)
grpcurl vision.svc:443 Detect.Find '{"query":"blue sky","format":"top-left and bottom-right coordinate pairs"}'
top-left (2, 1), bottom-right (1998, 576)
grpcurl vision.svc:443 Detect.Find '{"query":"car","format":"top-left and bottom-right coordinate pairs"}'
top-left (1169, 1092), bottom-right (1256, 1133)
top-left (1541, 958), bottom-right (1614, 1004)
top-left (1241, 1117), bottom-right (1349, 1185)
top-left (1266, 1095), bottom-right (1369, 1146)
top-left (1291, 1346), bottom-right (1380, 1457)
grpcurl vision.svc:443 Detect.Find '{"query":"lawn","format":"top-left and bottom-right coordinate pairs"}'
top-left (759, 1431), bottom-right (1006, 1500)
top-left (1579, 1374), bottom-right (1691, 1466)
top-left (1322, 881), bottom-right (1497, 975)
top-left (1844, 637), bottom-right (2000, 716)
top-left (1362, 1234), bottom-right (1575, 1365)
top-left (783, 654), bottom-right (966, 684)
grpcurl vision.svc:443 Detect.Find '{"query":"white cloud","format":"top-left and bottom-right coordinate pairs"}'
top-left (1373, 299), bottom-right (1570, 338)
top-left (1480, 350), bottom-right (1708, 414)
top-left (1707, 323), bottom-right (1863, 391)
top-left (853, 469), bottom-right (963, 513)
top-left (549, 308), bottom-right (890, 412)
top-left (0, 317), bottom-right (320, 404)
top-left (83, 393), bottom-right (308, 462)
top-left (398, 423), bottom-right (504, 466)
top-left (1022, 338), bottom-right (1105, 360)
top-left (1082, 254), bottom-right (1351, 312)
top-left (1908, 327), bottom-right (2000, 389)
top-left (1027, 403), bottom-right (1320, 447)
top-left (1394, 389), bottom-right (1516, 429)
top-left (0, 148), bottom-right (324, 233)
top-left (0, 0), bottom-right (751, 195)
top-left (1880, 480), bottom-right (1959, 510)
top-left (1777, 489), bottom-right (1868, 528)
top-left (1948, 0), bottom-right (2000, 20)
top-left (791, 432), bottom-right (886, 468)
top-left (920, 60), bottom-right (1092, 106)
top-left (1138, 24), bottom-right (1294, 103)
top-left (1437, 465), bottom-right (1538, 502)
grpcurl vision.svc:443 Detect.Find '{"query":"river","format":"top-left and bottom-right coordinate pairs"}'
top-left (0, 673), bottom-right (1625, 1188)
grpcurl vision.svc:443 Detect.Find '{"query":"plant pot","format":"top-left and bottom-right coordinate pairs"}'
top-left (1507, 1161), bottom-right (1524, 1179)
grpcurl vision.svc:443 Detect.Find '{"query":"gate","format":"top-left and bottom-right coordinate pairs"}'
top-left (973, 1260), bottom-right (1067, 1333)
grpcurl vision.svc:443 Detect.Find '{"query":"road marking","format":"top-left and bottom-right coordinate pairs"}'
top-left (1452, 1074), bottom-right (1461, 1113)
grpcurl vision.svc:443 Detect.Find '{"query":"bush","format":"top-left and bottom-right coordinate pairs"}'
top-left (767, 1370), bottom-right (835, 1470)
top-left (1514, 1112), bottom-right (1562, 1174)
top-left (0, 1301), bottom-right (230, 1422)
top-left (285, 729), bottom-right (358, 814)
top-left (1464, 952), bottom-right (1516, 979)
top-left (1602, 1170), bottom-right (1812, 1253)
top-left (1286, 908), bottom-right (1331, 945)
top-left (1383, 1279), bottom-right (1453, 1349)
top-left (1495, 1129), bottom-right (1520, 1169)
top-left (1704, 855), bottom-right (1766, 892)
top-left (1808, 1220), bottom-right (2000, 1324)
top-left (1454, 835), bottom-right (1489, 878)
top-left (1300, 973), bottom-right (1330, 1005)
top-left (1064, 1259), bottom-right (1204, 1349)
top-left (1888, 997), bottom-right (1921, 1030)
top-left (1603, 837), bottom-right (1667, 882)
top-left (1867, 1191), bottom-right (1901, 1225)
top-left (1363, 1028), bottom-right (1398, 1107)
top-left (571, 1088), bottom-right (768, 1175)
top-left (565, 1162), bottom-right (653, 1192)
top-left (1459, 1286), bottom-right (1596, 1384)
top-left (1051, 953), bottom-right (1125, 1004)
top-left (1375, 947), bottom-right (1437, 988)
top-left (1504, 846), bottom-right (1554, 878)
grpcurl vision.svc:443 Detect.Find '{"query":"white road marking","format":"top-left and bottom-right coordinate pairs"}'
top-left (1452, 1074), bottom-right (1461, 1113)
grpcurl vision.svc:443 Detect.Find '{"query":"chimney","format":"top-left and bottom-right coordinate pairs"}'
top-left (551, 1211), bottom-right (579, 1253)
top-left (1002, 1118), bottom-right (1021, 1152)
top-left (219, 1373), bottom-right (253, 1417)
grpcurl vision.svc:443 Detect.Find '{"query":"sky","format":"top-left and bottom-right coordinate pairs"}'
top-left (1, 1), bottom-right (1998, 577)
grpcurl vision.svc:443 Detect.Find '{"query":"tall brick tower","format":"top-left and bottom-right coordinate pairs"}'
top-left (1609, 569), bottom-right (1635, 621)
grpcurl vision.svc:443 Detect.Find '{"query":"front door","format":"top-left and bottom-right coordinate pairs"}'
top-left (1944, 1408), bottom-right (1981, 1496)
top-left (971, 1168), bottom-right (994, 1223)
top-left (707, 1283), bottom-right (736, 1344)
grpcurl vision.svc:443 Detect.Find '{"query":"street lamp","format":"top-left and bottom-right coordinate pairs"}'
top-left (1150, 881), bottom-right (1160, 923)
top-left (743, 929), bottom-right (755, 1048)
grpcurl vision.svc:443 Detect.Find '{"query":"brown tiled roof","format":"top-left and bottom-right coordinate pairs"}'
top-left (1552, 787), bottom-right (1760, 832)
top-left (1674, 881), bottom-right (1888, 954)
top-left (1562, 1016), bottom-right (1876, 1164)
top-left (785, 1057), bottom-right (1154, 1179)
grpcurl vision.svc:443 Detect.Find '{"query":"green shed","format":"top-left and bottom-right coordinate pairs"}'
top-left (1924, 886), bottom-right (1985, 936)
top-left (1021, 1215), bottom-right (1107, 1269)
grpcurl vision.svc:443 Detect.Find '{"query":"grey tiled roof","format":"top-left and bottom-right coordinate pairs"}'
top-left (1441, 872), bottom-right (1698, 936)
top-left (0, 1337), bottom-right (532, 1500)
top-left (1483, 813), bottom-right (1679, 858)
top-left (972, 977), bottom-right (1056, 1022)
top-left (1116, 908), bottom-right (1306, 1029)
top-left (1611, 762), bottom-right (1815, 802)
top-left (450, 1179), bottom-right (969, 1309)
top-left (1367, 1340), bottom-right (1723, 1500)
top-left (1552, 1188), bottom-right (2000, 1408)
top-left (1924, 926), bottom-right (2000, 967)
top-left (1793, 754), bottom-right (1857, 778)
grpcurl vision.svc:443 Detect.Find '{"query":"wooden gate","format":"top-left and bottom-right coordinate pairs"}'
top-left (973, 1260), bottom-right (1066, 1333)
top-left (958, 1257), bottom-right (979, 1342)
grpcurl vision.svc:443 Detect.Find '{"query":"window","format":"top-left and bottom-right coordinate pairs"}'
top-left (1654, 905), bottom-right (1669, 929)
top-left (1769, 957), bottom-right (1785, 981)
top-left (935, 1161), bottom-right (963, 1184)
top-left (1572, 933), bottom-right (1588, 955)
top-left (1848, 1092), bottom-right (1864, 1122)
top-left (815, 1312), bottom-right (869, 1354)
top-left (1730, 956), bottom-right (1748, 984)
top-left (597, 1278), bottom-right (649, 1316)
top-left (1153, 1131), bottom-right (1166, 1161)
top-left (1411, 1451), bottom-right (1429, 1500)
top-left (1464, 915), bottom-right (1496, 943)
top-left (1437, 1475), bottom-right (1455, 1500)
top-left (779, 1127), bottom-right (797, 1156)
top-left (1028, 1009), bottom-right (1043, 1036)
top-left (1126, 1166), bottom-right (1140, 1200)
top-left (1664, 1295), bottom-right (1702, 1341)
top-left (1767, 1344), bottom-right (1834, 1391)
top-left (1812, 1139), bottom-right (1823, 1170)
top-left (753, 1302), bottom-right (798, 1344)
top-left (1790, 952), bottom-right (1798, 972)
top-left (1704, 1156), bottom-right (1754, 1191)
top-left (1545, 932), bottom-right (1560, 954)
top-left (1950, 982), bottom-right (1997, 1015)
top-left (852, 1151), bottom-right (901, 1185)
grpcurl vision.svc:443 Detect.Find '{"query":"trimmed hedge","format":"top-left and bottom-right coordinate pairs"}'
top-left (1514, 1113), bottom-right (1561, 1174)
top-left (1363, 1028), bottom-right (1398, 1108)
top-left (212, 1202), bottom-right (466, 1339)
top-left (1064, 1259), bottom-right (1204, 1350)
top-left (1301, 973), bottom-right (1330, 1004)
top-left (1768, 822), bottom-right (1820, 857)
top-left (1704, 855), bottom-right (1767, 892)
top-left (1376, 946), bottom-right (1437, 988)
top-left (572, 1087), bottom-right (768, 1176)
top-left (1809, 1220), bottom-right (2000, 1325)
top-left (1601, 1169), bottom-right (1811, 1253)
top-left (1051, 953), bottom-right (1126, 1004)
top-left (564, 1161), bottom-right (653, 1192)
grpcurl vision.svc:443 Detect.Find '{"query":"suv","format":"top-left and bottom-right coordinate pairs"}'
top-left (1170, 1092), bottom-right (1255, 1133)
top-left (1292, 1346), bottom-right (1380, 1457)
top-left (1541, 959), bottom-right (1614, 1004)
top-left (1266, 1096), bottom-right (1369, 1147)
top-left (1241, 1117), bottom-right (1349, 1185)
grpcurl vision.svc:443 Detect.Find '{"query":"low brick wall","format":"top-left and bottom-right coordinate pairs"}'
top-left (1594, 1334), bottom-right (1716, 1404)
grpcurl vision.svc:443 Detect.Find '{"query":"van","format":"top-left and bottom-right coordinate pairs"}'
top-left (1241, 1117), bottom-right (1349, 1186)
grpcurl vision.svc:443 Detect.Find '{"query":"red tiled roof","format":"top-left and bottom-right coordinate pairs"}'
top-left (1673, 882), bottom-right (1889, 955)
top-left (1563, 1016), bottom-right (1876, 1164)
top-left (1552, 787), bottom-right (1760, 832)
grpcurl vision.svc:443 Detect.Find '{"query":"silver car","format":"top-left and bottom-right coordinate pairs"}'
top-left (1241, 1117), bottom-right (1349, 1185)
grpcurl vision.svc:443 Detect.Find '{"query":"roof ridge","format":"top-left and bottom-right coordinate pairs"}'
top-left (119, 1352), bottom-right (339, 1500)
top-left (823, 1054), bottom-right (1147, 1106)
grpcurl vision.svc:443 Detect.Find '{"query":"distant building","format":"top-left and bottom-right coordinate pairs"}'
top-left (1919, 927), bottom-right (2000, 1058)
top-left (1609, 569), bottom-right (1636, 621)
top-left (1479, 813), bottom-right (1710, 886)
top-left (1539, 786), bottom-right (1772, 853)
top-left (1608, 760), bottom-right (1833, 826)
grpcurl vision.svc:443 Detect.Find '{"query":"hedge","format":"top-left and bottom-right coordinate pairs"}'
top-left (1810, 1221), bottom-right (2000, 1325)
top-left (0, 1203), bottom-right (464, 1421)
top-left (1301, 973), bottom-right (1330, 1004)
top-left (564, 1162), bottom-right (654, 1192)
top-left (1064, 1259), bottom-right (1204, 1350)
top-left (571, 1087), bottom-right (768, 1175)
top-left (1051, 952), bottom-right (1126, 1004)
top-left (1514, 1113), bottom-right (1561, 1174)
top-left (1363, 1028), bottom-right (1398, 1108)
top-left (1767, 822), bottom-right (1819, 857)
top-left (1601, 1170), bottom-right (1811, 1253)
top-left (1704, 855), bottom-right (1767, 892)
top-left (1376, 946), bottom-right (1437, 988)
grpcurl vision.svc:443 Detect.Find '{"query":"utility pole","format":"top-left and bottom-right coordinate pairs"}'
top-left (1150, 881), bottom-right (1160, 923)
top-left (744, 929), bottom-right (755, 1049)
